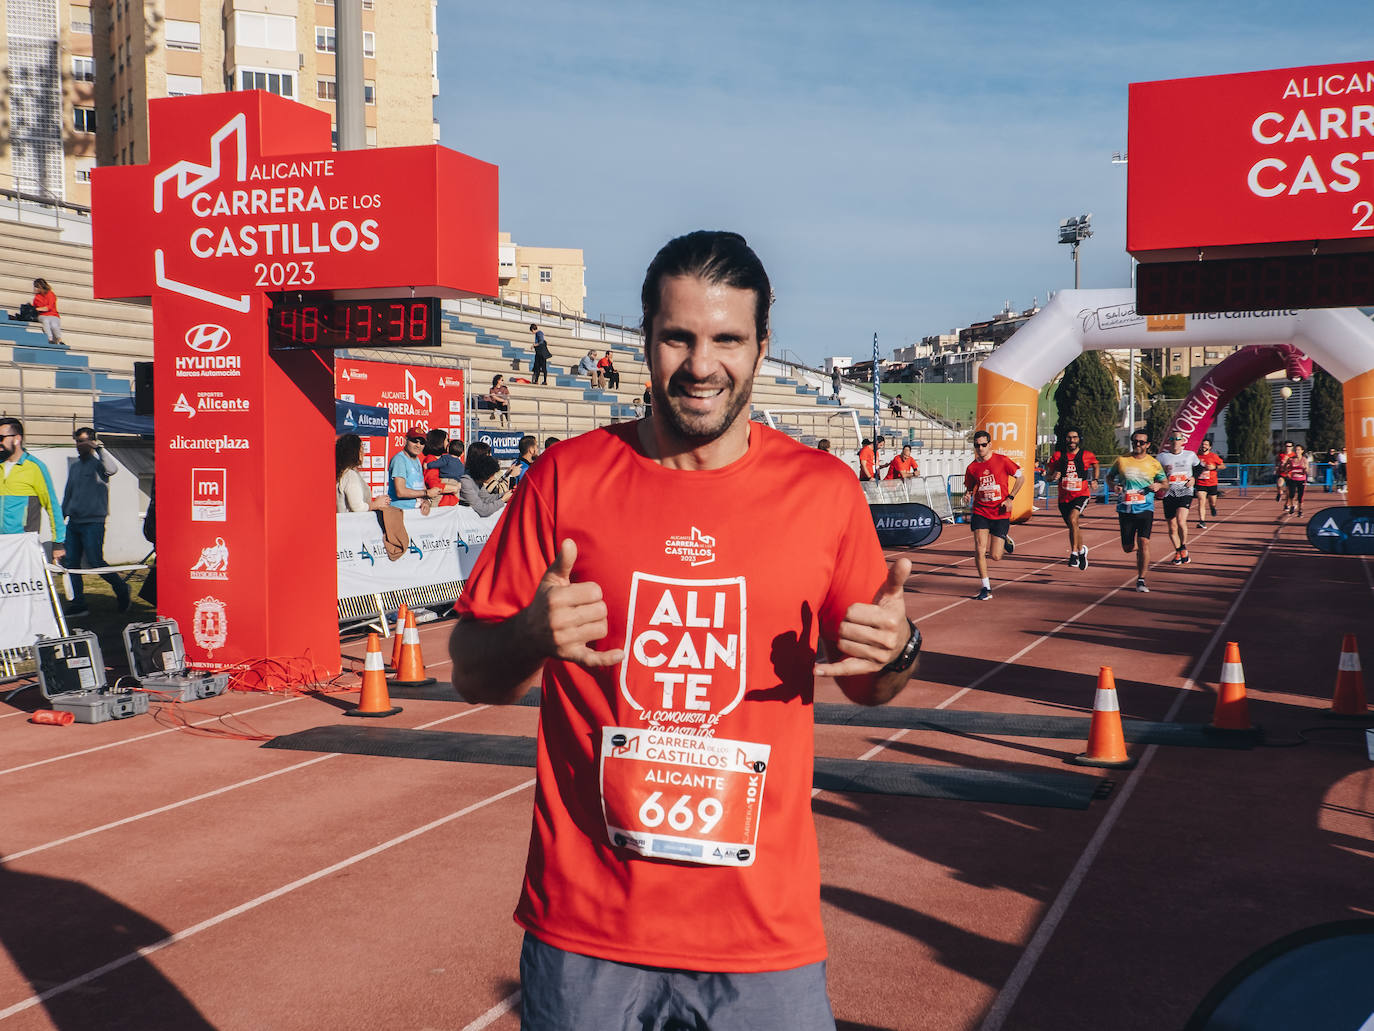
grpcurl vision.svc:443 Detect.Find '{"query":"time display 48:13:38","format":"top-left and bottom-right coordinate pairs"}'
top-left (267, 297), bottom-right (441, 349)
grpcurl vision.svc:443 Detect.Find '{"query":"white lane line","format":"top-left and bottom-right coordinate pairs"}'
top-left (1, 704), bottom-right (494, 864)
top-left (909, 528), bottom-right (1066, 578)
top-left (0, 777), bottom-right (536, 1022)
top-left (462, 991), bottom-right (522, 1031)
top-left (0, 697), bottom-right (302, 778)
top-left (976, 512), bottom-right (1280, 1031)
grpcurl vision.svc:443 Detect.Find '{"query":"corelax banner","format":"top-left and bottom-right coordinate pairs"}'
top-left (0, 533), bottom-right (59, 649)
top-left (337, 505), bottom-right (502, 599)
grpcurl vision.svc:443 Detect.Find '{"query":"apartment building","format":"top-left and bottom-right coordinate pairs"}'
top-left (1145, 343), bottom-right (1244, 381)
top-left (497, 231), bottom-right (587, 317)
top-left (1, 0), bottom-right (439, 208)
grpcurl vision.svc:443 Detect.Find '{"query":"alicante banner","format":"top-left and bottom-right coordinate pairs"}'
top-left (1306, 506), bottom-right (1374, 556)
top-left (336, 506), bottom-right (501, 599)
top-left (0, 533), bottom-right (59, 650)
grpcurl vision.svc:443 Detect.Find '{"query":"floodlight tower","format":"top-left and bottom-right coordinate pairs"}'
top-left (1058, 213), bottom-right (1094, 289)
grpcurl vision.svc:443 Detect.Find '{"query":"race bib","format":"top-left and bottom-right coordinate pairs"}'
top-left (599, 727), bottom-right (769, 867)
top-left (1168, 473), bottom-right (1189, 484)
top-left (1063, 473), bottom-right (1082, 492)
top-left (1124, 488), bottom-right (1146, 505)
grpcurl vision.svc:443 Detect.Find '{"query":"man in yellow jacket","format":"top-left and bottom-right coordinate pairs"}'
top-left (1, 417), bottom-right (65, 561)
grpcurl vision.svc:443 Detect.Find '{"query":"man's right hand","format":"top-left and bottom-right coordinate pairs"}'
top-left (528, 539), bottom-right (624, 668)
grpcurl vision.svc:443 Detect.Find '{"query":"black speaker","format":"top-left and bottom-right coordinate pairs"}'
top-left (133, 361), bottom-right (154, 416)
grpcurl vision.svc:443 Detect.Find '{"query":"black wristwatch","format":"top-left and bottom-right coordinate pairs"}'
top-left (881, 619), bottom-right (922, 674)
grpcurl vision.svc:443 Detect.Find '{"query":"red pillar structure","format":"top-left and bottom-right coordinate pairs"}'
top-left (91, 92), bottom-right (497, 674)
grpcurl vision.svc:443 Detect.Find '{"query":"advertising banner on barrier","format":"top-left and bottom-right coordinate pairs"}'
top-left (0, 533), bottom-right (59, 649)
top-left (336, 505), bottom-right (501, 599)
top-left (869, 504), bottom-right (943, 548)
top-left (336, 359), bottom-right (467, 495)
top-left (1306, 506), bottom-right (1374, 556)
top-left (476, 428), bottom-right (525, 460)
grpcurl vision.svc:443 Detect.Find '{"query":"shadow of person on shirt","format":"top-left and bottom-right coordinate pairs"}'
top-left (751, 602), bottom-right (816, 704)
top-left (0, 858), bottom-right (217, 1030)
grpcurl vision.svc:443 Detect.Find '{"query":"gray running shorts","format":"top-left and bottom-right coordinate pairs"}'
top-left (519, 931), bottom-right (837, 1031)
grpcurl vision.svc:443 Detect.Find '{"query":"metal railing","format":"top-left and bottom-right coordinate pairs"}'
top-left (0, 187), bottom-right (93, 233)
top-left (0, 358), bottom-right (132, 438)
top-left (864, 475), bottom-right (956, 523)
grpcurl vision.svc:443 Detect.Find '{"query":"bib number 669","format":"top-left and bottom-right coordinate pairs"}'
top-left (638, 791), bottom-right (724, 835)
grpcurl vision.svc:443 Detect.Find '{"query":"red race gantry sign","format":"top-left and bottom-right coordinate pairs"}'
top-left (1128, 60), bottom-right (1374, 257)
top-left (91, 91), bottom-right (496, 672)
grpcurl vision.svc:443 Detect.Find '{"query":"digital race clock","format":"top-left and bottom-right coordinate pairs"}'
top-left (267, 296), bottom-right (442, 349)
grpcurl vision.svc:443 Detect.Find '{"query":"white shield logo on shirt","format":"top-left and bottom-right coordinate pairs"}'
top-left (620, 572), bottom-right (747, 720)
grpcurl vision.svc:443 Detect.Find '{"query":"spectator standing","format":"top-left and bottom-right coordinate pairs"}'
top-left (530, 324), bottom-right (552, 385)
top-left (31, 278), bottom-right (64, 345)
top-left (457, 452), bottom-right (508, 517)
top-left (598, 350), bottom-right (621, 390)
top-left (640, 383), bottom-right (652, 418)
top-left (388, 426), bottom-right (439, 514)
top-left (578, 349), bottom-right (604, 389)
top-left (816, 438), bottom-right (831, 453)
top-left (858, 435), bottom-right (885, 481)
top-left (831, 367), bottom-right (842, 399)
top-left (486, 375), bottom-right (511, 426)
top-left (0, 417), bottom-right (65, 561)
top-left (544, 437), bottom-right (561, 452)
top-left (430, 437), bottom-right (467, 482)
top-left (336, 434), bottom-right (391, 513)
top-left (60, 427), bottom-right (131, 615)
top-left (1336, 447), bottom-right (1347, 491)
top-left (448, 230), bottom-right (918, 1030)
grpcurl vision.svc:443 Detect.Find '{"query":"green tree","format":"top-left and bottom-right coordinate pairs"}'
top-left (1159, 374), bottom-right (1192, 400)
top-left (1053, 352), bottom-right (1119, 458)
top-left (1144, 396), bottom-right (1175, 446)
top-left (1225, 378), bottom-right (1272, 467)
top-left (1306, 367), bottom-right (1344, 452)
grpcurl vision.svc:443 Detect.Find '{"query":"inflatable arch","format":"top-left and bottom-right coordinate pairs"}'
top-left (973, 288), bottom-right (1374, 522)
top-left (1165, 344), bottom-right (1310, 451)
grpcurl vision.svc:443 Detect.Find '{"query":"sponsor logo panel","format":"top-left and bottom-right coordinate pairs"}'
top-left (191, 468), bottom-right (227, 521)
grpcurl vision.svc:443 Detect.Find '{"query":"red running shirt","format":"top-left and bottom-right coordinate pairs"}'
top-left (1284, 456), bottom-right (1308, 482)
top-left (886, 454), bottom-right (919, 479)
top-left (453, 422), bottom-right (887, 972)
top-left (1195, 451), bottom-right (1224, 487)
top-left (964, 453), bottom-right (1021, 517)
top-left (1049, 449), bottom-right (1097, 501)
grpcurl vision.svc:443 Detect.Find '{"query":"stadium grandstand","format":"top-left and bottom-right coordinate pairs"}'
top-left (0, 202), bottom-right (971, 478)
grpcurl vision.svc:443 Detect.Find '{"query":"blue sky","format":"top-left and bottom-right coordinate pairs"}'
top-left (434, 1), bottom-right (1368, 366)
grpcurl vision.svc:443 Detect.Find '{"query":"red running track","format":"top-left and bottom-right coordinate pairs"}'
top-left (1, 495), bottom-right (1370, 1030)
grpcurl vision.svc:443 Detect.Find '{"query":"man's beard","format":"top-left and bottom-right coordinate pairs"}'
top-left (652, 371), bottom-right (753, 443)
top-left (0, 443), bottom-right (12, 462)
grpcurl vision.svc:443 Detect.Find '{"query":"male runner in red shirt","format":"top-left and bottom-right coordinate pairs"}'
top-left (964, 430), bottom-right (1024, 601)
top-left (448, 231), bottom-right (921, 1031)
top-left (1194, 437), bottom-right (1225, 527)
top-left (1047, 427), bottom-right (1097, 570)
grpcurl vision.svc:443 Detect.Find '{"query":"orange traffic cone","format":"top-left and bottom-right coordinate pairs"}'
top-left (1328, 634), bottom-right (1369, 719)
top-left (1070, 666), bottom-right (1137, 768)
top-left (345, 633), bottom-right (403, 718)
top-left (389, 611), bottom-right (436, 688)
top-left (1204, 641), bottom-right (1260, 741)
top-left (389, 604), bottom-right (410, 671)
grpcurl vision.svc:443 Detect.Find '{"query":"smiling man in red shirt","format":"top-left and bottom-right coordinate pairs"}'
top-left (448, 231), bottom-right (921, 1031)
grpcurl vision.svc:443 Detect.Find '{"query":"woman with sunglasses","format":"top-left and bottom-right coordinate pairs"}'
top-left (1106, 433), bottom-right (1169, 593)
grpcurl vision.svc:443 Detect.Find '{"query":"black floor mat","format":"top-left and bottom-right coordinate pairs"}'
top-left (265, 726), bottom-right (1102, 809)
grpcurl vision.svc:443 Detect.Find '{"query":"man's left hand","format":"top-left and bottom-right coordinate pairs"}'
top-left (814, 557), bottom-right (913, 677)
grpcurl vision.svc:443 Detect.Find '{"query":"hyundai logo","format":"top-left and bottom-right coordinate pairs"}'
top-left (186, 323), bottom-right (232, 353)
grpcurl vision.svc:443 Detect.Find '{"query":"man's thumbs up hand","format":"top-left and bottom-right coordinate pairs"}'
top-left (814, 558), bottom-right (914, 679)
top-left (529, 539), bottom-right (625, 669)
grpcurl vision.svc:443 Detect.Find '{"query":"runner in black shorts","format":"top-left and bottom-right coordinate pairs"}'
top-left (1107, 432), bottom-right (1168, 593)
top-left (964, 431), bottom-right (1024, 601)
top-left (1047, 428), bottom-right (1098, 570)
top-left (1157, 432), bottom-right (1198, 565)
